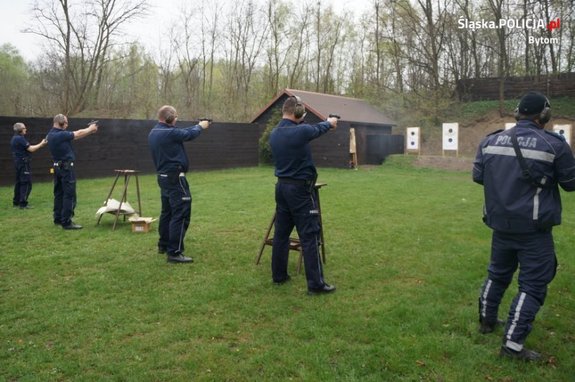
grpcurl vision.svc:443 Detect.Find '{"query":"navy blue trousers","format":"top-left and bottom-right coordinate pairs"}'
top-left (479, 230), bottom-right (557, 351)
top-left (53, 167), bottom-right (77, 226)
top-left (13, 161), bottom-right (32, 207)
top-left (157, 174), bottom-right (192, 256)
top-left (272, 182), bottom-right (325, 289)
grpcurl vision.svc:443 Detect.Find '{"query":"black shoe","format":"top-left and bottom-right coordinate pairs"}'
top-left (158, 247), bottom-right (167, 254)
top-left (19, 205), bottom-right (32, 209)
top-left (167, 254), bottom-right (193, 263)
top-left (479, 318), bottom-right (505, 334)
top-left (307, 283), bottom-right (336, 295)
top-left (499, 346), bottom-right (542, 362)
top-left (62, 223), bottom-right (83, 230)
top-left (273, 275), bottom-right (291, 285)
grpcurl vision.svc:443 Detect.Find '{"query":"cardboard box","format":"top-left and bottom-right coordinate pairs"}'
top-left (129, 217), bottom-right (156, 233)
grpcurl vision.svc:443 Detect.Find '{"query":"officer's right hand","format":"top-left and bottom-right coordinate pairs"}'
top-left (199, 120), bottom-right (211, 129)
top-left (89, 123), bottom-right (98, 133)
top-left (327, 117), bottom-right (338, 129)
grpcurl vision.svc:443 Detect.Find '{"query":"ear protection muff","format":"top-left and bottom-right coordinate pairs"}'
top-left (293, 96), bottom-right (306, 119)
top-left (538, 98), bottom-right (551, 124)
top-left (514, 105), bottom-right (520, 121)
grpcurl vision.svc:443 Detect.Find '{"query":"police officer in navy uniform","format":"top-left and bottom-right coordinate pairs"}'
top-left (148, 105), bottom-right (211, 263)
top-left (269, 95), bottom-right (338, 295)
top-left (473, 91), bottom-right (575, 361)
top-left (47, 114), bottom-right (98, 230)
top-left (10, 122), bottom-right (47, 209)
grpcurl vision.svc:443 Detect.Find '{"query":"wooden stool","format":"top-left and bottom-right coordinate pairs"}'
top-left (256, 183), bottom-right (327, 273)
top-left (96, 169), bottom-right (142, 230)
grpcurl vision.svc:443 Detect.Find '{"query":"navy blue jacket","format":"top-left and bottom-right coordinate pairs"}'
top-left (473, 120), bottom-right (575, 233)
top-left (269, 118), bottom-right (332, 180)
top-left (148, 122), bottom-right (202, 173)
top-left (11, 135), bottom-right (31, 162)
top-left (47, 128), bottom-right (75, 162)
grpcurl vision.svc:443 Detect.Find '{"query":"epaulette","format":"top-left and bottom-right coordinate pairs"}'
top-left (544, 129), bottom-right (566, 142)
top-left (486, 129), bottom-right (504, 137)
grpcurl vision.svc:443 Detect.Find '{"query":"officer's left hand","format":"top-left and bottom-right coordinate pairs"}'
top-left (199, 120), bottom-right (211, 129)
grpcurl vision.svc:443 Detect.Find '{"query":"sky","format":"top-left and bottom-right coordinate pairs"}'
top-left (0, 0), bottom-right (373, 61)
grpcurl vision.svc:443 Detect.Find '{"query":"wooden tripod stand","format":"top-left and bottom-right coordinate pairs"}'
top-left (255, 183), bottom-right (327, 273)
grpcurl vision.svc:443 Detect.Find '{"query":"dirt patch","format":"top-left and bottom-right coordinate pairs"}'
top-left (411, 110), bottom-right (574, 158)
top-left (407, 112), bottom-right (574, 172)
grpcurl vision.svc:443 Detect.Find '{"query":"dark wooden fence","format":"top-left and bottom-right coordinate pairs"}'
top-left (1, 116), bottom-right (403, 187)
top-left (456, 73), bottom-right (575, 101)
top-left (351, 123), bottom-right (404, 165)
top-left (1, 117), bottom-right (261, 186)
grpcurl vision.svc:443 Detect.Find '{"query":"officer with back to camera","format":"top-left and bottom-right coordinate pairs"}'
top-left (47, 114), bottom-right (98, 230)
top-left (148, 105), bottom-right (211, 264)
top-left (10, 122), bottom-right (47, 209)
top-left (269, 95), bottom-right (338, 295)
top-left (473, 91), bottom-right (575, 361)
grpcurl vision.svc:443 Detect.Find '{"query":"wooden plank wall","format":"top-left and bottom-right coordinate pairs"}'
top-left (456, 73), bottom-right (575, 101)
top-left (0, 117), bottom-right (261, 186)
top-left (1, 115), bottom-right (403, 187)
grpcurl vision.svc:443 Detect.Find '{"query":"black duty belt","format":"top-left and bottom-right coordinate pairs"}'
top-left (158, 172), bottom-right (186, 177)
top-left (277, 177), bottom-right (313, 186)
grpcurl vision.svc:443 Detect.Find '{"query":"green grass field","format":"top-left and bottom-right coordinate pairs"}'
top-left (2, 157), bottom-right (574, 381)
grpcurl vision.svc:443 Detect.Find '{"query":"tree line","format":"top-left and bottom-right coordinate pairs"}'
top-left (1, 0), bottom-right (573, 127)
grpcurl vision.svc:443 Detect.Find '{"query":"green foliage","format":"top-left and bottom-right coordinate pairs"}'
top-left (456, 99), bottom-right (517, 119)
top-left (258, 107), bottom-right (282, 165)
top-left (1, 165), bottom-right (574, 381)
top-left (88, 43), bottom-right (160, 119)
top-left (0, 44), bottom-right (29, 115)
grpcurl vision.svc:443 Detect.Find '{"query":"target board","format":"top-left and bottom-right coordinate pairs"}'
top-left (553, 124), bottom-right (572, 146)
top-left (406, 127), bottom-right (420, 152)
top-left (442, 123), bottom-right (458, 152)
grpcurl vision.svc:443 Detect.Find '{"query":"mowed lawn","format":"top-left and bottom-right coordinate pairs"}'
top-left (1, 156), bottom-right (574, 381)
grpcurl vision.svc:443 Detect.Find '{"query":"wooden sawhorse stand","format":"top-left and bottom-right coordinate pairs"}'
top-left (96, 169), bottom-right (142, 230)
top-left (255, 183), bottom-right (327, 273)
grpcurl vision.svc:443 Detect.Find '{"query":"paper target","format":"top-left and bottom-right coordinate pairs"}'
top-left (442, 123), bottom-right (458, 151)
top-left (406, 127), bottom-right (420, 151)
top-left (553, 124), bottom-right (572, 146)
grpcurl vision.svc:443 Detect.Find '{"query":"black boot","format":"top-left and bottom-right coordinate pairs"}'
top-left (479, 318), bottom-right (505, 334)
top-left (499, 346), bottom-right (542, 362)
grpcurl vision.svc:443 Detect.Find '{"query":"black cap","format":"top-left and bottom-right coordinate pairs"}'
top-left (517, 91), bottom-right (550, 115)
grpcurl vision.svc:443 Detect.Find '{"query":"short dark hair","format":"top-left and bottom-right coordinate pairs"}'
top-left (158, 105), bottom-right (177, 124)
top-left (53, 114), bottom-right (67, 127)
top-left (282, 97), bottom-right (297, 115)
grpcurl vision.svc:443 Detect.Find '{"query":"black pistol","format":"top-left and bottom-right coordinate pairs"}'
top-left (329, 114), bottom-right (341, 119)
